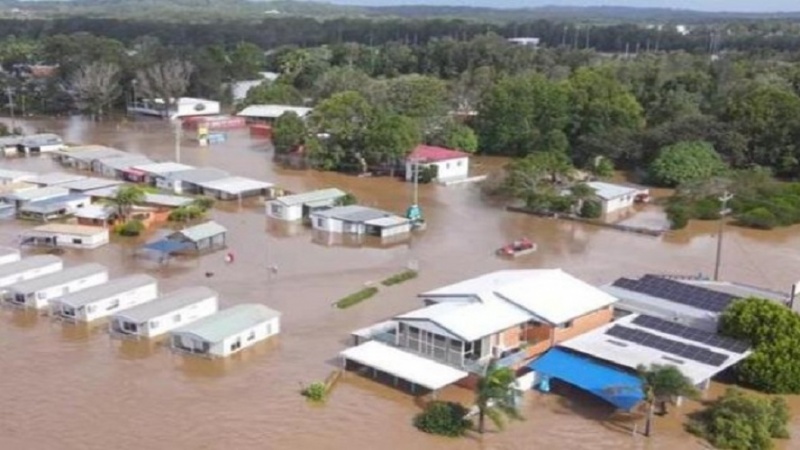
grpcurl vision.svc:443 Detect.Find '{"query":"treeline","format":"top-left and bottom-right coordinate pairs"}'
top-left (1, 16), bottom-right (800, 53)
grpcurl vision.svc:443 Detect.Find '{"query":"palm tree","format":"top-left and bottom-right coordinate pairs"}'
top-left (638, 364), bottom-right (700, 437)
top-left (108, 185), bottom-right (146, 221)
top-left (474, 361), bottom-right (522, 434)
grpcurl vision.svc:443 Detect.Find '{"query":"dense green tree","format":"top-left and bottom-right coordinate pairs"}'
top-left (308, 91), bottom-right (374, 170)
top-left (240, 81), bottom-right (303, 107)
top-left (272, 112), bottom-right (307, 155)
top-left (313, 66), bottom-right (373, 101)
top-left (363, 111), bottom-right (419, 168)
top-left (106, 185), bottom-right (146, 221)
top-left (719, 298), bottom-right (800, 394)
top-left (381, 74), bottom-right (449, 122)
top-left (427, 120), bottom-right (478, 153)
top-left (649, 141), bottom-right (728, 187)
top-left (413, 401), bottom-right (471, 437)
top-left (228, 42), bottom-right (264, 80)
top-left (475, 361), bottom-right (522, 434)
top-left (477, 74), bottom-right (569, 156)
top-left (687, 388), bottom-right (790, 450)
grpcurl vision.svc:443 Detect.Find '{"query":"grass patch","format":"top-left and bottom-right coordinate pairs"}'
top-left (335, 287), bottom-right (379, 309)
top-left (381, 270), bottom-right (418, 286)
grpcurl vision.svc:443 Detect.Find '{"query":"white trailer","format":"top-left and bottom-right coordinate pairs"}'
top-left (50, 274), bottom-right (159, 323)
top-left (6, 263), bottom-right (109, 309)
top-left (0, 255), bottom-right (63, 288)
top-left (110, 286), bottom-right (219, 338)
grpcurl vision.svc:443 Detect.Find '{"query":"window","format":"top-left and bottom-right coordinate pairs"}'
top-left (445, 163), bottom-right (451, 169)
top-left (457, 160), bottom-right (463, 167)
top-left (247, 331), bottom-right (256, 341)
top-left (173, 314), bottom-right (182, 323)
top-left (316, 218), bottom-right (324, 228)
top-left (230, 339), bottom-right (242, 352)
top-left (150, 320), bottom-right (159, 329)
top-left (270, 204), bottom-right (283, 215)
top-left (106, 299), bottom-right (120, 311)
top-left (86, 305), bottom-right (96, 313)
top-left (72, 238), bottom-right (83, 244)
top-left (266, 323), bottom-right (272, 335)
top-left (557, 320), bottom-right (574, 329)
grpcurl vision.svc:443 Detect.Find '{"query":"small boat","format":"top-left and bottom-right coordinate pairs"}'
top-left (496, 238), bottom-right (537, 258)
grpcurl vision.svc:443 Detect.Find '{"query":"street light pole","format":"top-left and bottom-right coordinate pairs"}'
top-left (173, 118), bottom-right (182, 163)
top-left (713, 191), bottom-right (734, 281)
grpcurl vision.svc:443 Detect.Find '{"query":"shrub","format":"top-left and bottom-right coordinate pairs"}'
top-left (666, 203), bottom-right (690, 230)
top-left (413, 401), bottom-right (471, 437)
top-left (648, 141), bottom-right (728, 187)
top-left (737, 207), bottom-right (777, 230)
top-left (549, 195), bottom-right (574, 213)
top-left (693, 197), bottom-right (721, 220)
top-left (334, 287), bottom-right (379, 309)
top-left (335, 193), bottom-right (357, 206)
top-left (579, 199), bottom-right (602, 218)
top-left (116, 220), bottom-right (145, 237)
top-left (687, 388), bottom-right (790, 450)
top-left (193, 196), bottom-right (215, 211)
top-left (168, 205), bottom-right (206, 222)
top-left (381, 270), bottom-right (418, 286)
top-left (301, 382), bottom-right (327, 402)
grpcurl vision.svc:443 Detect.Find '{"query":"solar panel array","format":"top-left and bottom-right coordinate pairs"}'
top-left (611, 275), bottom-right (738, 313)
top-left (632, 315), bottom-right (750, 354)
top-left (606, 325), bottom-right (730, 367)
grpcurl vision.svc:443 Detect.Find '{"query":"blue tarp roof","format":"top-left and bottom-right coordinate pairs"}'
top-left (142, 239), bottom-right (192, 254)
top-left (528, 348), bottom-right (644, 411)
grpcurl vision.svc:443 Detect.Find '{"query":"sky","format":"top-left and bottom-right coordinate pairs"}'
top-left (320, 0), bottom-right (800, 13)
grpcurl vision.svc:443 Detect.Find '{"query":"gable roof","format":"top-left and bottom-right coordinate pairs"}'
top-left (311, 205), bottom-right (396, 223)
top-left (0, 255), bottom-right (61, 279)
top-left (195, 176), bottom-right (273, 195)
top-left (172, 221), bottom-right (227, 242)
top-left (408, 145), bottom-right (469, 163)
top-left (172, 303), bottom-right (280, 343)
top-left (8, 263), bottom-right (107, 293)
top-left (53, 274), bottom-right (157, 307)
top-left (113, 286), bottom-right (218, 322)
top-left (167, 168), bottom-right (229, 184)
top-left (2, 186), bottom-right (70, 202)
top-left (28, 172), bottom-right (86, 186)
top-left (272, 188), bottom-right (346, 207)
top-left (133, 162), bottom-right (195, 175)
top-left (396, 298), bottom-right (530, 341)
top-left (585, 182), bottom-right (642, 200)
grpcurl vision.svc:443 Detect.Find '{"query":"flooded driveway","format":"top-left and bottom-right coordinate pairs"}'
top-left (0, 116), bottom-right (797, 449)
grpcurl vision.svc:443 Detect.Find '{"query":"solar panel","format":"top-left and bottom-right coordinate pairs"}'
top-left (612, 275), bottom-right (739, 313)
top-left (631, 315), bottom-right (749, 354)
top-left (605, 325), bottom-right (730, 367)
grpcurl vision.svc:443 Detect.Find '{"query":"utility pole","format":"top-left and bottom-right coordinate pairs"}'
top-left (173, 118), bottom-right (182, 163)
top-left (714, 191), bottom-right (734, 281)
top-left (6, 87), bottom-right (15, 131)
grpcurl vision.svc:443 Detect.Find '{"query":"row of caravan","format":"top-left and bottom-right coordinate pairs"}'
top-left (0, 249), bottom-right (281, 358)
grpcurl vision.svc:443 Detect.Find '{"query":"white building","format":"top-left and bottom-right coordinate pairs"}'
top-left (128, 97), bottom-right (221, 119)
top-left (52, 145), bottom-right (127, 170)
top-left (0, 255), bottom-right (63, 288)
top-left (59, 177), bottom-right (125, 193)
top-left (110, 286), bottom-right (219, 339)
top-left (132, 162), bottom-right (194, 186)
top-left (266, 188), bottom-right (346, 221)
top-left (310, 205), bottom-right (411, 238)
top-left (0, 247), bottom-right (20, 265)
top-left (17, 194), bottom-right (91, 222)
top-left (170, 304), bottom-right (281, 358)
top-left (237, 104), bottom-right (313, 122)
top-left (406, 145), bottom-right (470, 183)
top-left (586, 181), bottom-right (649, 215)
top-left (28, 172), bottom-right (86, 187)
top-left (20, 224), bottom-right (110, 249)
top-left (5, 263), bottom-right (109, 309)
top-left (508, 37), bottom-right (541, 48)
top-left (1, 186), bottom-right (70, 209)
top-left (92, 155), bottom-right (154, 180)
top-left (194, 176), bottom-right (274, 200)
top-left (18, 133), bottom-right (65, 154)
top-left (0, 168), bottom-right (35, 185)
top-left (160, 167), bottom-right (230, 194)
top-left (50, 274), bottom-right (159, 323)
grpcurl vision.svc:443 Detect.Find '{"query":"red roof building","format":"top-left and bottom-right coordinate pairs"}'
top-left (407, 145), bottom-right (469, 163)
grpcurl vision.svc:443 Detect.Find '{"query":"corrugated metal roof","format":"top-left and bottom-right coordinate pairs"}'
top-left (28, 173), bottom-right (87, 186)
top-left (58, 146), bottom-right (127, 162)
top-left (396, 298), bottom-right (530, 342)
top-left (53, 274), bottom-right (157, 307)
top-left (21, 133), bottom-right (63, 146)
top-left (0, 136), bottom-right (23, 146)
top-left (364, 216), bottom-right (410, 228)
top-left (8, 263), bottom-right (107, 293)
top-left (0, 169), bottom-right (35, 182)
top-left (173, 221), bottom-right (227, 242)
top-left (0, 255), bottom-right (62, 278)
top-left (167, 168), bottom-right (229, 184)
top-left (273, 188), bottom-right (346, 207)
top-left (311, 205), bottom-right (394, 223)
top-left (2, 186), bottom-right (70, 202)
top-left (99, 155), bottom-right (154, 171)
top-left (27, 223), bottom-right (109, 237)
top-left (133, 162), bottom-right (195, 175)
top-left (19, 194), bottom-right (90, 213)
top-left (586, 182), bottom-right (642, 201)
top-left (83, 187), bottom-right (193, 208)
top-left (113, 286), bottom-right (218, 322)
top-left (172, 303), bottom-right (280, 343)
top-left (237, 104), bottom-right (312, 119)
top-left (195, 176), bottom-right (273, 195)
top-left (59, 177), bottom-right (124, 192)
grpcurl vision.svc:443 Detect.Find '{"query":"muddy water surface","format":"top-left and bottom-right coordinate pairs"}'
top-left (0, 116), bottom-right (798, 450)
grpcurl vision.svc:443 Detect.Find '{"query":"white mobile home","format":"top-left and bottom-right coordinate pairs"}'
top-left (406, 145), bottom-right (470, 183)
top-left (0, 255), bottom-right (63, 288)
top-left (586, 181), bottom-right (650, 215)
top-left (52, 146), bottom-right (127, 170)
top-left (0, 168), bottom-right (35, 185)
top-left (170, 304), bottom-right (281, 358)
top-left (195, 176), bottom-right (274, 200)
top-left (20, 224), bottom-right (110, 249)
top-left (19, 133), bottom-right (65, 154)
top-left (266, 188), bottom-right (346, 221)
top-left (0, 247), bottom-right (21, 265)
top-left (1, 186), bottom-right (70, 209)
top-left (50, 274), bottom-right (159, 323)
top-left (111, 286), bottom-right (219, 338)
top-left (132, 162), bottom-right (194, 186)
top-left (310, 205), bottom-right (411, 238)
top-left (17, 194), bottom-right (91, 222)
top-left (28, 172), bottom-right (87, 187)
top-left (5, 263), bottom-right (109, 309)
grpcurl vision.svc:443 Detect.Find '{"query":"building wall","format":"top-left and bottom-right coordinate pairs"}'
top-left (21, 271), bottom-right (109, 309)
top-left (311, 215), bottom-right (348, 234)
top-left (81, 283), bottom-right (159, 322)
top-left (142, 296), bottom-right (219, 338)
top-left (523, 307), bottom-right (614, 359)
top-left (212, 316), bottom-right (280, 357)
top-left (0, 261), bottom-right (63, 287)
top-left (378, 223), bottom-right (411, 237)
top-left (404, 157), bottom-right (470, 182)
top-left (265, 202), bottom-right (302, 221)
top-left (602, 196), bottom-right (635, 215)
top-left (33, 230), bottom-right (110, 249)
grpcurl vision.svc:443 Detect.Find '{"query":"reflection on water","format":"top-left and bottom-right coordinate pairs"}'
top-left (7, 308), bottom-right (39, 328)
top-left (115, 338), bottom-right (163, 360)
top-left (0, 116), bottom-right (798, 450)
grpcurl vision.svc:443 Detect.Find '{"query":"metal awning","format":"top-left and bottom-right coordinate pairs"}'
top-left (142, 239), bottom-right (192, 254)
top-left (340, 341), bottom-right (468, 391)
top-left (528, 348), bottom-right (644, 411)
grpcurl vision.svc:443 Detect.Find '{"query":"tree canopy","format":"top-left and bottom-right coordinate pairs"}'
top-left (648, 141), bottom-right (728, 187)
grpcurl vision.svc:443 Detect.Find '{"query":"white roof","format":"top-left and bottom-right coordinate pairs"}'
top-left (364, 216), bottom-right (410, 228)
top-left (59, 177), bottom-right (124, 192)
top-left (340, 341), bottom-right (468, 390)
top-left (133, 162), bottom-right (195, 175)
top-left (272, 188), bottom-right (346, 207)
top-left (423, 269), bottom-right (617, 325)
top-left (494, 269), bottom-right (618, 324)
top-left (27, 223), bottom-right (109, 237)
top-left (28, 172), bottom-right (87, 186)
top-left (237, 104), bottom-right (312, 119)
top-left (83, 186), bottom-right (193, 208)
top-left (586, 182), bottom-right (643, 200)
top-left (2, 186), bottom-right (70, 202)
top-left (173, 221), bottom-right (227, 242)
top-left (0, 169), bottom-right (35, 182)
top-left (99, 155), bottom-right (154, 171)
top-left (396, 299), bottom-right (530, 341)
top-left (195, 176), bottom-right (273, 195)
top-left (559, 314), bottom-right (751, 385)
top-left (74, 204), bottom-right (114, 220)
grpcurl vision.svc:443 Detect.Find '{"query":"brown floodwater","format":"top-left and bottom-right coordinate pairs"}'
top-left (0, 115), bottom-right (798, 450)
